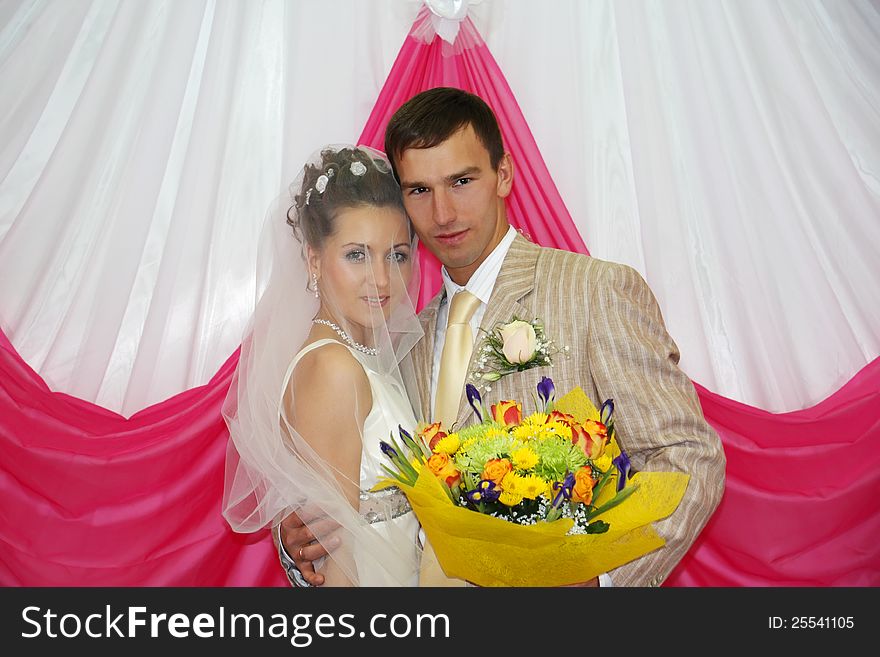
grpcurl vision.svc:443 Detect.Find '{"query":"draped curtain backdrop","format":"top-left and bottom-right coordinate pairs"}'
top-left (1, 0), bottom-right (878, 585)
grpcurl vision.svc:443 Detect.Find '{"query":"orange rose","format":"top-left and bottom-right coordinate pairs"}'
top-left (491, 401), bottom-right (522, 427)
top-left (571, 420), bottom-right (608, 460)
top-left (419, 422), bottom-right (448, 452)
top-left (481, 458), bottom-right (513, 485)
top-left (571, 467), bottom-right (596, 505)
top-left (547, 410), bottom-right (577, 427)
top-left (426, 452), bottom-right (461, 487)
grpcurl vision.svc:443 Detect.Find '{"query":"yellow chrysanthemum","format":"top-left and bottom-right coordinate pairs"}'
top-left (511, 446), bottom-right (539, 471)
top-left (485, 426), bottom-right (508, 439)
top-left (510, 412), bottom-right (548, 441)
top-left (501, 471), bottom-right (523, 491)
top-left (499, 490), bottom-right (523, 506)
top-left (516, 474), bottom-right (550, 500)
top-left (433, 433), bottom-right (461, 455)
top-left (460, 437), bottom-right (477, 451)
top-left (525, 412), bottom-right (548, 426)
top-left (540, 420), bottom-right (573, 440)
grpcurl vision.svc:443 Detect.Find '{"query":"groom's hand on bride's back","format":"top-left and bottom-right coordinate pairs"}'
top-left (280, 509), bottom-right (342, 587)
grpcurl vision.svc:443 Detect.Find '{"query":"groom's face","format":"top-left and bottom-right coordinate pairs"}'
top-left (396, 125), bottom-right (513, 286)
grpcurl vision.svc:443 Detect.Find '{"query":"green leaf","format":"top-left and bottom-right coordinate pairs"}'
top-left (585, 483), bottom-right (639, 521)
top-left (380, 463), bottom-right (413, 487)
top-left (436, 474), bottom-right (457, 503)
top-left (387, 434), bottom-right (420, 481)
top-left (590, 464), bottom-right (615, 500)
top-left (399, 429), bottom-right (428, 463)
top-left (585, 520), bottom-right (610, 534)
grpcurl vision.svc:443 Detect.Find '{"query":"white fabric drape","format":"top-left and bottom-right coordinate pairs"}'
top-left (1, 0), bottom-right (878, 415)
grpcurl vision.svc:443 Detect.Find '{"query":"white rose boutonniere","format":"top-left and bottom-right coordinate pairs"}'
top-left (499, 320), bottom-right (537, 364)
top-left (470, 317), bottom-right (567, 389)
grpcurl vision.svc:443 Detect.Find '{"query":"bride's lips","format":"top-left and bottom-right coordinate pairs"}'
top-left (362, 296), bottom-right (390, 308)
top-left (434, 229), bottom-right (468, 247)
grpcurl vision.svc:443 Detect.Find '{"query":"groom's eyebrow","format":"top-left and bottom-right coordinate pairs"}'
top-left (444, 166), bottom-right (480, 183)
top-left (400, 166), bottom-right (481, 189)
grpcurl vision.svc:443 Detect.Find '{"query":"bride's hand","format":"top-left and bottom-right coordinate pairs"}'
top-left (280, 508), bottom-right (342, 587)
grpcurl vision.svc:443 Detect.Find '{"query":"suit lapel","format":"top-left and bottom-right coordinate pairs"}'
top-left (454, 235), bottom-right (541, 427)
top-left (413, 293), bottom-right (441, 421)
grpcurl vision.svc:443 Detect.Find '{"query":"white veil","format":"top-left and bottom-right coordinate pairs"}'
top-left (222, 145), bottom-right (424, 586)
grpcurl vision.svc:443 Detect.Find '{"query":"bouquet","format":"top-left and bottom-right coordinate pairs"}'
top-left (376, 378), bottom-right (689, 586)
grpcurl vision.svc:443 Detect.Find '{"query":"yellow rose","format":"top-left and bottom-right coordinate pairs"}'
top-left (418, 422), bottom-right (448, 452)
top-left (499, 320), bottom-right (538, 364)
top-left (571, 420), bottom-right (608, 460)
top-left (491, 400), bottom-right (522, 427)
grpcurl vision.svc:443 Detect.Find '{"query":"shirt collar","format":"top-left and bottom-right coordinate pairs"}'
top-left (440, 225), bottom-right (518, 306)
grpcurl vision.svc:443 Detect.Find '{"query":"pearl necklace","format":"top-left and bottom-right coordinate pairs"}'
top-left (312, 319), bottom-right (378, 356)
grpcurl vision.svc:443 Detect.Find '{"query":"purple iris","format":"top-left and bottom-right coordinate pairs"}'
top-left (537, 377), bottom-right (555, 407)
top-left (613, 451), bottom-right (631, 492)
top-left (466, 479), bottom-right (500, 504)
top-left (466, 384), bottom-right (483, 421)
top-left (380, 441), bottom-right (398, 459)
top-left (551, 471), bottom-right (576, 507)
top-left (398, 425), bottom-right (413, 441)
top-left (600, 399), bottom-right (614, 425)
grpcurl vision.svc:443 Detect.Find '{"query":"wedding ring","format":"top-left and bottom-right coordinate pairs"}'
top-left (297, 545), bottom-right (305, 562)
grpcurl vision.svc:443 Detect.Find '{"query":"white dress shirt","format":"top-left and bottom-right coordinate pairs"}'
top-left (430, 225), bottom-right (518, 414)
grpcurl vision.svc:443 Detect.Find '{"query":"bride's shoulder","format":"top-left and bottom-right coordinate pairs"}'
top-left (289, 339), bottom-right (370, 395)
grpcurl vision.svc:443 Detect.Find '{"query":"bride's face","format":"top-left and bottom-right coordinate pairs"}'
top-left (311, 205), bottom-right (414, 339)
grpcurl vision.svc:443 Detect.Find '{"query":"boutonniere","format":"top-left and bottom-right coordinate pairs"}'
top-left (470, 317), bottom-right (568, 390)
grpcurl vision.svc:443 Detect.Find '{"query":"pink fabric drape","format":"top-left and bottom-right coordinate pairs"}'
top-left (0, 331), bottom-right (285, 586)
top-left (0, 9), bottom-right (876, 586)
top-left (667, 364), bottom-right (880, 586)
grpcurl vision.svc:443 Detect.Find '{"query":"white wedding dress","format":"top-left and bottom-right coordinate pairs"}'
top-left (283, 339), bottom-right (421, 586)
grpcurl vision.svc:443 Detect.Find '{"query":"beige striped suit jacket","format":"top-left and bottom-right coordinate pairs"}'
top-left (409, 234), bottom-right (726, 587)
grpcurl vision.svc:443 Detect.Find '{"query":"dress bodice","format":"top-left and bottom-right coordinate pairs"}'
top-left (283, 339), bottom-right (420, 586)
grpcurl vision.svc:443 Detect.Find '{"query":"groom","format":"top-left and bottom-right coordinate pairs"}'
top-left (280, 87), bottom-right (725, 587)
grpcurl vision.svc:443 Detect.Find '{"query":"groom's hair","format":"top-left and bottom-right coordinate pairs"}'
top-left (384, 87), bottom-right (504, 180)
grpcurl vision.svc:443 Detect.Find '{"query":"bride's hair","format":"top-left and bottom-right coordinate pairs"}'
top-left (286, 146), bottom-right (405, 251)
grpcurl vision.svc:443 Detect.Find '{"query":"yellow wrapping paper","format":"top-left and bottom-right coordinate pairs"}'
top-left (399, 467), bottom-right (688, 587)
top-left (379, 387), bottom-right (690, 586)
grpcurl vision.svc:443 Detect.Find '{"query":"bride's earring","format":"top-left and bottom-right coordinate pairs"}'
top-left (312, 272), bottom-right (319, 298)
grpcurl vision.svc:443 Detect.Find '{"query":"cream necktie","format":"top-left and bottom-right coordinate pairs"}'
top-left (423, 291), bottom-right (480, 587)
top-left (434, 290), bottom-right (481, 428)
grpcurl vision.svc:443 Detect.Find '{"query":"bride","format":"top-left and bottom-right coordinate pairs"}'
top-left (222, 145), bottom-right (423, 586)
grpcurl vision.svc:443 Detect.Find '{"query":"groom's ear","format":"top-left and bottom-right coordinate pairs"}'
top-left (496, 152), bottom-right (514, 199)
